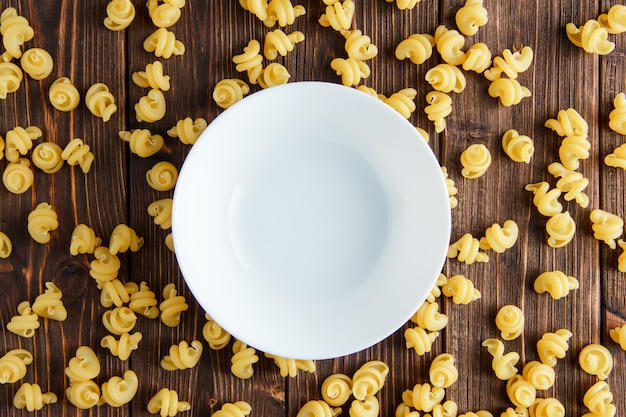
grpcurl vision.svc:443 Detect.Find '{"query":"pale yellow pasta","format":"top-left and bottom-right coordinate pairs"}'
top-left (98, 370), bottom-right (138, 407)
top-left (395, 33), bottom-right (435, 65)
top-left (3, 158), bottom-right (34, 194)
top-left (147, 0), bottom-right (181, 28)
top-left (459, 411), bottom-right (494, 417)
top-left (264, 354), bottom-right (315, 377)
top-left (5, 125), bottom-right (42, 162)
top-left (161, 340), bottom-right (203, 370)
top-left (524, 182), bottom-right (562, 217)
top-left (202, 313), bottom-right (231, 349)
top-left (411, 300), bottom-right (448, 331)
top-left (396, 403), bottom-right (419, 417)
top-left (231, 339), bottom-right (259, 379)
top-left (135, 88), bottom-right (166, 123)
top-left (65, 346), bottom-right (100, 382)
top-left (0, 61), bottom-right (23, 99)
top-left (120, 129), bottom-right (165, 157)
top-left (0, 134), bottom-right (4, 159)
top-left (404, 326), bottom-right (439, 356)
top-left (455, 0), bottom-right (487, 36)
top-left (505, 374), bottom-right (536, 408)
top-left (342, 29), bottom-right (377, 61)
top-left (101, 332), bottom-right (142, 361)
top-left (426, 64), bottom-right (466, 93)
top-left (167, 117), bottom-right (208, 145)
top-left (0, 231), bottom-right (11, 258)
top-left (352, 360), bottom-right (389, 400)
top-left (0, 349), bottom-right (32, 384)
top-left (331, 57), bottom-right (370, 87)
top-left (70, 224), bottom-right (101, 255)
top-left (295, 400), bottom-right (337, 417)
top-left (13, 382), bottom-right (57, 411)
top-left (160, 283), bottom-right (188, 327)
top-left (480, 220), bottom-right (519, 253)
top-left (321, 373), bottom-right (352, 406)
top-left (482, 338), bottom-right (520, 380)
top-left (488, 78), bottom-right (531, 106)
top-left (147, 388), bottom-right (191, 416)
top-left (441, 167), bottom-right (458, 209)
top-left (385, 0), bottom-right (424, 11)
top-left (20, 47), bottom-right (53, 80)
top-left (590, 209), bottom-right (623, 249)
top-left (104, 0), bottom-right (135, 30)
top-left (547, 162), bottom-right (589, 208)
top-left (579, 344), bottom-right (613, 380)
top-left (214, 401), bottom-right (253, 417)
top-left (417, 127), bottom-right (429, 142)
top-left (618, 240), bottom-right (626, 273)
top-left (495, 305), bottom-right (524, 340)
top-left (103, 306), bottom-right (137, 335)
top-left (31, 281), bottom-right (67, 321)
top-left (559, 135), bottom-right (590, 171)
top-left (448, 233), bottom-right (489, 264)
top-left (108, 224), bottom-right (144, 255)
top-left (545, 211), bottom-right (576, 248)
top-left (460, 143), bottom-right (491, 178)
top-left (144, 27), bottom-right (185, 58)
top-left (429, 353), bottom-right (458, 388)
top-left (442, 274), bottom-right (481, 304)
top-left (502, 129), bottom-right (534, 163)
top-left (424, 91), bottom-right (452, 133)
top-left (89, 246), bottom-right (121, 284)
top-left (148, 198), bottom-right (173, 229)
top-left (264, 29), bottom-right (304, 60)
top-left (86, 83), bottom-right (117, 121)
top-left (605, 143), bottom-right (626, 169)
top-left (566, 20), bottom-right (614, 55)
top-left (534, 271), bottom-right (579, 300)
top-left (462, 42), bottom-right (492, 73)
top-left (484, 47), bottom-right (534, 81)
top-left (545, 107), bottom-right (588, 137)
top-left (31, 142), bottom-right (63, 173)
top-left (213, 78), bottom-right (250, 109)
top-left (598, 4), bottom-right (626, 34)
top-left (49, 77), bottom-right (80, 111)
top-left (233, 39), bottom-right (263, 84)
top-left (319, 1), bottom-right (355, 30)
top-left (426, 273), bottom-right (447, 303)
top-left (129, 281), bottom-right (160, 319)
top-left (529, 398), bottom-right (565, 417)
top-left (410, 383), bottom-right (444, 412)
top-left (608, 92), bottom-right (626, 135)
top-left (62, 137), bottom-right (93, 174)
top-left (583, 381), bottom-right (616, 417)
top-left (384, 88), bottom-right (417, 119)
top-left (610, 323), bottom-right (626, 350)
top-left (431, 401), bottom-right (459, 417)
top-left (349, 396), bottom-right (379, 417)
top-left (257, 62), bottom-right (291, 88)
top-left (521, 361), bottom-right (555, 391)
top-left (537, 329), bottom-right (572, 367)
top-left (434, 25), bottom-right (466, 66)
top-left (100, 279), bottom-right (136, 308)
top-left (239, 0), bottom-right (269, 21)
top-left (27, 202), bottom-right (58, 244)
top-left (66, 380), bottom-right (101, 409)
top-left (133, 61), bottom-right (170, 90)
top-left (0, 8), bottom-right (34, 59)
top-left (264, 0), bottom-right (306, 27)
top-left (145, 161), bottom-right (178, 192)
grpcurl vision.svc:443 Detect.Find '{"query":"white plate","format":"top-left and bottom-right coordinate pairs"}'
top-left (172, 81), bottom-right (450, 359)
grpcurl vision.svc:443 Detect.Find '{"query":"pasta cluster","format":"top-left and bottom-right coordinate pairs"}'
top-left (148, 388), bottom-right (191, 416)
top-left (13, 382), bottom-right (57, 411)
top-left (202, 313), bottom-right (232, 350)
top-left (65, 346), bottom-right (101, 408)
top-left (460, 143), bottom-right (491, 179)
top-left (319, 0), bottom-right (354, 30)
top-left (104, 0), bottom-right (136, 31)
top-left (231, 339), bottom-right (259, 379)
top-left (578, 344), bottom-right (613, 380)
top-left (240, 0), bottom-right (305, 27)
top-left (589, 209), bottom-right (623, 249)
top-left (533, 270), bottom-right (579, 300)
top-left (27, 202), bottom-right (59, 244)
top-left (161, 340), bottom-right (203, 371)
top-left (120, 129), bottom-right (165, 157)
top-left (495, 305), bottom-right (524, 340)
top-left (482, 338), bottom-right (520, 380)
top-left (159, 283), bottom-right (188, 327)
top-left (0, 348), bottom-right (33, 384)
top-left (5, 125), bottom-right (42, 162)
top-left (99, 370), bottom-right (139, 407)
top-left (502, 129), bottom-right (534, 163)
top-left (547, 162), bottom-right (589, 208)
top-left (264, 353), bottom-right (315, 377)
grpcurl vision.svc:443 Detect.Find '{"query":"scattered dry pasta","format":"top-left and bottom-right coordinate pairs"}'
top-left (100, 279), bottom-right (135, 308)
top-left (495, 304), bottom-right (524, 340)
top-left (5, 125), bottom-right (42, 162)
top-left (545, 211), bottom-right (576, 248)
top-left (295, 400), bottom-right (337, 417)
top-left (65, 346), bottom-right (100, 382)
top-left (167, 117), bottom-right (208, 145)
top-left (460, 143), bottom-right (491, 178)
top-left (488, 78), bottom-right (531, 106)
top-left (352, 360), bottom-right (389, 400)
top-left (448, 233), bottom-right (489, 264)
top-left (213, 401), bottom-right (252, 417)
top-left (395, 33), bottom-right (435, 65)
top-left (99, 370), bottom-right (139, 407)
top-left (547, 162), bottom-right (589, 208)
top-left (484, 46), bottom-right (534, 81)
top-left (429, 353), bottom-right (458, 388)
top-left (202, 313), bottom-right (231, 349)
top-left (442, 274), bottom-right (481, 304)
top-left (0, 349), bottom-right (32, 384)
top-left (619, 240), bottom-right (626, 273)
top-left (101, 332), bottom-right (142, 361)
top-left (160, 283), bottom-right (188, 327)
top-left (147, 0), bottom-right (182, 28)
top-left (161, 340), bottom-right (203, 371)
top-left (231, 339), bottom-right (259, 379)
top-left (0, 8), bottom-right (34, 58)
top-left (342, 29), bottom-right (377, 61)
top-left (409, 383), bottom-right (445, 412)
top-left (257, 62), bottom-right (291, 88)
top-left (590, 209), bottom-right (623, 249)
top-left (119, 129), bottom-right (164, 157)
top-left (566, 19), bottom-right (615, 55)
top-left (148, 198), bottom-right (173, 229)
top-left (49, 77), bottom-right (80, 111)
top-left (404, 326), bottom-right (438, 356)
top-left (582, 381), bottom-right (616, 417)
top-left (70, 224), bottom-right (101, 255)
top-left (482, 338), bottom-right (520, 380)
top-left (264, 354), bottom-right (316, 377)
top-left (424, 91), bottom-right (452, 133)
top-left (27, 202), bottom-right (58, 244)
top-left (32, 281), bottom-right (67, 321)
top-left (610, 323), bottom-right (626, 350)
top-left (350, 395), bottom-right (379, 417)
top-left (319, 0), bottom-right (354, 30)
top-left (146, 161), bottom-right (178, 192)
top-left (480, 220), bottom-right (519, 253)
top-left (525, 182), bottom-right (562, 217)
top-left (86, 83), bottom-right (117, 121)
top-left (66, 380), bottom-right (100, 409)
top-left (135, 88), bottom-right (166, 123)
top-left (32, 142), bottom-right (64, 174)
top-left (104, 0), bottom-right (136, 30)
top-left (321, 373), bottom-right (352, 406)
top-left (13, 382), bottom-right (57, 411)
top-left (534, 270), bottom-right (579, 300)
top-left (147, 388), bottom-right (191, 416)
top-left (233, 39), bottom-right (263, 84)
top-left (109, 224), bottom-right (144, 255)
top-left (331, 57), bottom-right (370, 86)
top-left (441, 167), bottom-right (458, 209)
top-left (609, 92), bottom-right (626, 135)
top-left (129, 281), bottom-right (160, 319)
top-left (0, 231), bottom-right (11, 258)
top-left (598, 4), bottom-right (626, 34)
top-left (536, 329), bottom-right (572, 367)
top-left (521, 360), bottom-right (555, 390)
top-left (213, 78), bottom-right (250, 109)
top-left (264, 0), bottom-right (306, 27)
top-left (578, 344), bottom-right (613, 380)
top-left (434, 25), bottom-right (466, 66)
top-left (462, 42), bottom-right (492, 73)
top-left (455, 0), bottom-right (488, 36)
top-left (530, 398), bottom-right (565, 417)
top-left (384, 88), bottom-right (417, 119)
top-left (103, 306), bottom-right (137, 335)
top-left (425, 64), bottom-right (466, 93)
top-left (3, 158), bottom-right (34, 194)
top-left (264, 29), bottom-right (304, 59)
top-left (133, 61), bottom-right (170, 90)
top-left (144, 27), bottom-right (185, 58)
top-left (505, 374), bottom-right (536, 408)
top-left (605, 143), bottom-right (626, 169)
top-left (411, 300), bottom-right (448, 331)
top-left (502, 129), bottom-right (534, 163)
top-left (20, 47), bottom-right (53, 80)
top-left (0, 61), bottom-right (23, 99)
top-left (89, 246), bottom-right (121, 284)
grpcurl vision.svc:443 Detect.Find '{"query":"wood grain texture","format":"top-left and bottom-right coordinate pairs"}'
top-left (1, 1), bottom-right (625, 416)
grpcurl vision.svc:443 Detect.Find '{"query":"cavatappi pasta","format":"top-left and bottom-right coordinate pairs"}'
top-left (525, 182), bottom-right (562, 217)
top-left (0, 61), bottom-right (23, 98)
top-left (146, 161), bottom-right (178, 192)
top-left (460, 143), bottom-right (491, 178)
top-left (599, 4), bottom-right (626, 34)
top-left (148, 198), bottom-right (173, 229)
top-left (129, 281), bottom-right (160, 319)
top-left (331, 57), bottom-right (370, 87)
top-left (147, 0), bottom-right (182, 28)
top-left (605, 143), bottom-right (626, 169)
top-left (505, 374), bottom-right (536, 408)
top-left (263, 29), bottom-right (304, 60)
top-left (233, 39), bottom-right (263, 84)
top-left (257, 62), bottom-right (291, 88)
top-left (547, 162), bottom-right (589, 208)
top-left (411, 300), bottom-right (448, 331)
top-left (434, 25), bottom-right (466, 66)
top-left (70, 224), bottom-right (101, 255)
top-left (462, 42), bottom-right (492, 73)
top-left (321, 373), bottom-right (352, 406)
top-left (425, 63), bottom-right (466, 93)
top-left (63, 138), bottom-right (95, 173)
top-left (89, 246), bottom-right (121, 285)
top-left (109, 224), bottom-right (144, 255)
top-left (484, 46), bottom-right (534, 81)
top-left (342, 29), bottom-right (378, 61)
top-left (521, 360), bottom-right (555, 390)
top-left (65, 346), bottom-right (100, 382)
top-left (488, 77), bottom-right (531, 106)
top-left (582, 381), bottom-right (616, 417)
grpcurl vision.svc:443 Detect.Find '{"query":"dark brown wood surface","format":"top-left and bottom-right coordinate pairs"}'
top-left (1, 0), bottom-right (625, 416)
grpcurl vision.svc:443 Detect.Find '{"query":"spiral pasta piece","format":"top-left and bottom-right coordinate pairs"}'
top-left (441, 167), bottom-right (458, 209)
top-left (66, 380), bottom-right (100, 409)
top-left (501, 129), bottom-right (534, 163)
top-left (0, 349), bottom-right (32, 384)
top-left (460, 143), bottom-right (491, 178)
top-left (434, 25), bottom-right (466, 66)
top-left (101, 332), bottom-right (142, 361)
top-left (145, 161), bottom-right (177, 192)
top-left (430, 401), bottom-right (459, 417)
top-left (20, 47), bottom-right (53, 80)
top-left (455, 0), bottom-right (488, 36)
top-left (264, 354), bottom-right (315, 377)
top-left (0, 231), bottom-right (11, 258)
top-left (605, 143), bottom-right (626, 170)
top-left (537, 329), bottom-right (572, 367)
top-left (233, 39), bottom-right (263, 84)
top-left (590, 209), bottom-right (623, 249)
top-left (263, 0), bottom-right (306, 27)
top-left (103, 306), bottom-right (137, 335)
top-left (100, 279), bottom-right (135, 307)
top-left (231, 339), bottom-right (259, 379)
top-left (619, 240), bottom-right (626, 273)
top-left (240, 0), bottom-right (269, 21)
top-left (350, 396), bottom-right (379, 417)
top-left (133, 61), bottom-right (170, 90)
top-left (521, 361), bottom-right (555, 391)
top-left (86, 83), bottom-right (117, 121)
top-left (27, 202), bottom-right (59, 244)
top-left (352, 360), bottom-right (388, 400)
top-left (202, 313), bottom-right (231, 349)
top-left (147, 0), bottom-right (181, 28)
top-left (579, 344), bottom-right (613, 380)
top-left (342, 29), bottom-right (377, 61)
top-left (462, 42), bottom-right (492, 73)
top-left (404, 326), bottom-right (439, 355)
top-left (119, 129), bottom-right (164, 157)
top-left (426, 273), bottom-right (448, 303)
top-left (31, 281), bottom-right (67, 321)
top-left (426, 64), bottom-right (466, 93)
top-left (610, 323), bottom-right (626, 350)
top-left (31, 142), bottom-right (63, 173)
top-left (13, 382), bottom-right (57, 411)
top-left (495, 305), bottom-right (524, 340)
top-left (295, 400), bottom-right (337, 417)
top-left (411, 300), bottom-right (448, 331)
top-left (482, 338), bottom-right (520, 380)
top-left (410, 383), bottom-right (445, 412)
top-left (128, 281), bottom-right (159, 319)
top-left (213, 401), bottom-right (253, 417)
top-left (396, 402), bottom-right (419, 417)
top-left (559, 135), bottom-right (590, 171)
top-left (442, 274), bottom-right (481, 304)
top-left (429, 353), bottom-right (458, 388)
top-left (608, 92), bottom-right (626, 135)
top-left (547, 162), bottom-right (589, 207)
top-left (545, 211), bottom-right (576, 248)
top-left (319, 1), bottom-right (355, 31)
top-left (108, 224), bottom-right (144, 255)
top-left (321, 373), bottom-right (352, 406)
top-left (135, 88), bottom-right (166, 123)
top-left (395, 33), bottom-right (435, 65)
top-left (488, 78), bottom-right (531, 106)
top-left (70, 224), bottom-right (101, 256)
top-left (3, 158), bottom-right (34, 194)
top-left (525, 182), bottom-right (562, 217)
top-left (424, 91), bottom-right (452, 133)
top-left (0, 61), bottom-right (23, 99)
top-left (49, 77), bottom-right (80, 111)
top-left (98, 370), bottom-right (138, 407)
top-left (484, 47), bottom-right (534, 81)
top-left (213, 78), bottom-right (249, 109)
top-left (257, 62), bottom-right (291, 88)
top-left (148, 198), bottom-right (173, 229)
top-left (583, 381), bottom-right (616, 416)
top-left (167, 117), bottom-right (208, 145)
top-left (0, 8), bottom-right (34, 59)
top-left (89, 246), bottom-right (121, 284)
top-left (331, 57), bottom-right (370, 87)
top-left (161, 340), bottom-right (203, 371)
top-left (5, 125), bottom-right (42, 162)
top-left (448, 233), bottom-right (489, 264)
top-left (65, 346), bottom-right (100, 382)
top-left (264, 29), bottom-right (304, 60)
top-left (566, 20), bottom-right (615, 55)
top-left (147, 388), bottom-right (191, 416)
top-left (533, 271), bottom-right (579, 300)
top-left (479, 220), bottom-right (519, 253)
top-left (545, 108), bottom-right (588, 137)
top-left (104, 0), bottom-right (135, 30)
top-left (144, 27), bottom-right (185, 58)
top-left (159, 283), bottom-right (188, 327)
top-left (506, 375), bottom-right (536, 408)
top-left (529, 398), bottom-right (565, 417)
top-left (384, 88), bottom-right (417, 119)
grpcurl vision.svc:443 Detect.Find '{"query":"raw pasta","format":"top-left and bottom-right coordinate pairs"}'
top-left (583, 381), bottom-right (616, 417)
top-left (32, 281), bottom-right (67, 321)
top-left (610, 323), bottom-right (626, 350)
top-left (264, 354), bottom-right (315, 377)
top-left (455, 0), bottom-right (488, 36)
top-left (462, 42), bottom-right (492, 73)
top-left (566, 19), bottom-right (615, 55)
top-left (135, 88), bottom-right (166, 123)
top-left (167, 117), bottom-right (208, 145)
top-left (448, 233), bottom-right (489, 264)
top-left (545, 211), bottom-right (576, 248)
top-left (534, 271), bottom-right (579, 300)
top-left (488, 78), bottom-right (531, 106)
top-left (482, 338), bottom-right (519, 380)
top-left (65, 346), bottom-right (100, 382)
top-left (160, 283), bottom-right (188, 327)
top-left (66, 380), bottom-right (101, 409)
top-left (460, 143), bottom-right (491, 178)
top-left (609, 92), bottom-right (626, 135)
top-left (404, 326), bottom-right (438, 355)
top-left (426, 273), bottom-right (448, 303)
top-left (426, 64), bottom-right (466, 93)
top-left (70, 224), bottom-right (101, 255)
top-left (598, 4), bottom-right (626, 34)
top-left (495, 305), bottom-right (524, 340)
top-left (147, 0), bottom-right (182, 28)
top-left (395, 33), bottom-right (435, 65)
top-left (213, 78), bottom-right (250, 109)
top-left (342, 29), bottom-right (377, 61)
top-left (547, 162), bottom-right (589, 208)
top-left (319, 1), bottom-right (355, 30)
top-left (502, 129), bottom-right (534, 163)
top-left (129, 281), bottom-right (160, 319)
top-left (484, 46), bottom-right (534, 81)
top-left (441, 167), bottom-right (458, 209)
top-left (385, 0), bottom-right (423, 11)
top-left (264, 29), bottom-right (304, 60)
top-left (295, 400), bottom-right (337, 417)
top-left (479, 220), bottom-right (519, 253)
top-left (605, 143), bottom-right (626, 169)
top-left (331, 57), bottom-right (370, 86)
top-left (521, 361), bottom-right (555, 390)
top-left (411, 300), bottom-right (448, 331)
top-left (146, 161), bottom-right (178, 192)
top-left (147, 388), bottom-right (191, 416)
top-left (545, 107), bottom-right (588, 137)
top-left (104, 0), bottom-right (136, 30)
top-left (434, 25), bottom-right (466, 66)
top-left (3, 158), bottom-right (34, 194)
top-left (429, 353), bottom-right (458, 388)
top-left (350, 396), bottom-right (379, 417)
top-left (119, 129), bottom-right (165, 157)
top-left (0, 231), bottom-right (11, 258)
top-left (590, 209), bottom-right (623, 248)
top-left (103, 306), bottom-right (137, 335)
top-left (109, 224), bottom-right (144, 255)
top-left (384, 88), bottom-right (417, 119)
top-left (161, 340), bottom-right (203, 370)
top-left (101, 332), bottom-right (142, 361)
top-left (5, 125), bottom-right (42, 162)
top-left (536, 329), bottom-right (572, 367)
top-left (202, 313), bottom-right (231, 349)
top-left (86, 83), bottom-right (117, 122)
top-left (424, 91), bottom-right (452, 133)
top-left (20, 47), bottom-right (53, 80)
top-left (133, 61), bottom-right (171, 90)
top-left (89, 246), bottom-right (121, 284)
top-left (32, 142), bottom-right (64, 174)
top-left (231, 339), bottom-right (259, 379)
top-left (13, 382), bottom-right (57, 411)
top-left (558, 135), bottom-right (590, 171)
top-left (264, 0), bottom-right (306, 27)
top-left (213, 401), bottom-right (253, 417)
top-left (321, 373), bottom-right (352, 406)
top-left (144, 27), bottom-right (185, 58)
top-left (0, 349), bottom-right (32, 384)
top-left (619, 240), bottom-right (626, 273)
top-left (148, 198), bottom-right (173, 229)
top-left (525, 182), bottom-right (562, 217)
top-left (505, 374), bottom-right (536, 408)
top-left (352, 360), bottom-right (389, 400)
top-left (410, 383), bottom-right (445, 412)
top-left (578, 344), bottom-right (613, 380)
top-left (257, 62), bottom-right (291, 88)
top-left (529, 398), bottom-right (565, 417)
top-left (442, 274), bottom-right (481, 304)
top-left (0, 61), bottom-right (23, 98)
top-left (233, 39), bottom-right (263, 84)
top-left (0, 8), bottom-right (33, 59)
top-left (49, 77), bottom-right (80, 111)
top-left (239, 0), bottom-right (269, 21)
top-left (27, 202), bottom-right (58, 244)
top-left (99, 370), bottom-right (138, 407)
top-left (100, 279), bottom-right (135, 308)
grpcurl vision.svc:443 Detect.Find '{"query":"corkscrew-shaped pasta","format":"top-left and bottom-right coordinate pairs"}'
top-left (411, 300), bottom-right (448, 331)
top-left (0, 8), bottom-right (34, 58)
top-left (479, 220), bottom-right (519, 253)
top-left (257, 62), bottom-right (291, 88)
top-left (545, 211), bottom-right (576, 248)
top-left (460, 143), bottom-right (491, 178)
top-left (547, 162), bottom-right (589, 208)
top-left (590, 209), bottom-right (623, 249)
top-left (263, 0), bottom-right (306, 27)
top-left (32, 142), bottom-right (64, 173)
top-left (321, 373), bottom-right (352, 406)
top-left (147, 388), bottom-right (191, 416)
top-left (161, 340), bottom-right (203, 370)
top-left (482, 338), bottom-right (520, 380)
top-left (331, 57), bottom-right (370, 87)
top-left (202, 313), bottom-right (231, 349)
top-left (167, 117), bottom-right (208, 145)
top-left (147, 0), bottom-right (181, 28)
top-left (148, 198), bottom-right (173, 229)
top-left (339, 30), bottom-right (377, 62)
top-left (13, 382), bottom-right (57, 411)
top-left (0, 231), bottom-right (11, 258)
top-left (502, 129), bottom-right (534, 163)
top-left (610, 323), bottom-right (626, 350)
top-left (65, 346), bottom-right (100, 382)
top-left (488, 78), bottom-right (531, 106)
top-left (0, 61), bottom-right (23, 100)
top-left (598, 4), bottom-right (626, 34)
top-left (495, 305), bottom-right (524, 340)
top-left (5, 125), bottom-right (42, 162)
top-left (429, 353), bottom-right (458, 388)
top-left (103, 306), bottom-right (137, 335)
top-left (533, 271), bottom-right (579, 300)
top-left (536, 329), bottom-right (572, 367)
top-left (525, 182), bottom-right (562, 217)
top-left (146, 161), bottom-right (177, 192)
top-left (0, 349), bottom-right (32, 384)
top-left (31, 281), bottom-right (67, 321)
top-left (545, 107), bottom-right (588, 137)
top-left (86, 83), bottom-right (117, 121)
top-left (384, 88), bottom-right (417, 119)
top-left (135, 88), bottom-right (166, 123)
top-left (49, 77), bottom-right (80, 111)
top-left (462, 42), bottom-right (492, 73)
top-left (231, 339), bottom-right (259, 379)
top-left (233, 39), bottom-right (263, 84)
top-left (350, 396), bottom-right (379, 417)
top-left (109, 224), bottom-right (144, 255)
top-left (129, 281), bottom-right (160, 319)
top-left (395, 33), bottom-right (435, 65)
top-left (144, 27), bottom-right (185, 58)
top-left (558, 135), bottom-right (590, 171)
top-left (101, 332), bottom-right (142, 361)
top-left (104, 0), bottom-right (136, 30)
top-left (66, 380), bottom-right (101, 409)
top-left (619, 240), bottom-right (626, 273)
top-left (426, 64), bottom-right (466, 93)
top-left (410, 383), bottom-right (445, 412)
top-left (264, 354), bottom-right (315, 377)
top-left (319, 1), bottom-right (355, 31)
top-left (100, 279), bottom-right (136, 308)
top-left (442, 274), bottom-right (481, 304)
top-left (431, 401), bottom-right (459, 417)
top-left (530, 398), bottom-right (565, 417)
top-left (441, 167), bottom-right (458, 209)
top-left (484, 47), bottom-right (534, 81)
top-left (579, 344), bottom-right (613, 380)
top-left (213, 401), bottom-right (253, 417)
top-left (426, 273), bottom-right (448, 303)
top-left (213, 78), bottom-right (250, 109)
top-left (119, 129), bottom-right (164, 157)
top-left (263, 29), bottom-right (304, 60)
top-left (583, 381), bottom-right (616, 417)
top-left (160, 283), bottom-right (188, 327)
top-left (89, 246), bottom-right (121, 284)
top-left (404, 326), bottom-right (439, 356)
top-left (27, 202), bottom-right (59, 244)
top-left (99, 370), bottom-right (138, 407)
top-left (239, 0), bottom-right (269, 21)
top-left (566, 19), bottom-right (615, 55)
top-left (21, 48), bottom-right (53, 80)
top-left (506, 375), bottom-right (536, 408)
top-left (448, 233), bottom-right (489, 264)
top-left (133, 61), bottom-right (170, 90)
top-left (455, 0), bottom-right (488, 36)
top-left (434, 25), bottom-right (466, 66)
top-left (295, 400), bottom-right (337, 417)
top-left (424, 91), bottom-right (452, 133)
top-left (70, 224), bottom-right (101, 255)
top-left (521, 361), bottom-right (555, 390)
top-left (3, 158), bottom-right (34, 194)
top-left (605, 143), bottom-right (626, 169)
top-left (351, 360), bottom-right (388, 400)
top-left (608, 92), bottom-right (626, 135)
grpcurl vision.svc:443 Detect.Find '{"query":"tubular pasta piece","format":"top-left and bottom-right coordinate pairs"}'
top-left (32, 281), bottom-right (67, 321)
top-left (13, 382), bottom-right (57, 411)
top-left (213, 78), bottom-right (250, 109)
top-left (429, 353), bottom-right (458, 388)
top-left (147, 0), bottom-right (181, 28)
top-left (167, 117), bottom-right (208, 145)
top-left (410, 383), bottom-right (445, 412)
top-left (0, 61), bottom-right (23, 98)
top-left (295, 400), bottom-right (337, 417)
top-left (161, 340), bottom-right (203, 370)
top-left (460, 143), bottom-right (491, 178)
top-left (462, 42), bottom-right (492, 73)
top-left (425, 64), bottom-right (466, 93)
top-left (319, 1), bottom-right (355, 30)
top-left (86, 83), bottom-right (117, 122)
top-left (482, 338), bottom-right (520, 380)
top-left (448, 233), bottom-right (489, 264)
top-left (404, 326), bottom-right (438, 356)
top-left (434, 25), bottom-right (466, 66)
top-left (65, 346), bottom-right (100, 382)
top-left (384, 88), bottom-right (417, 119)
top-left (579, 344), bottom-right (613, 380)
top-left (214, 401), bottom-right (253, 417)
top-left (147, 388), bottom-right (191, 416)
top-left (537, 329), bottom-right (572, 367)
top-left (32, 142), bottom-right (63, 174)
top-left (70, 224), bottom-right (101, 255)
top-left (264, 0), bottom-right (306, 27)
top-left (455, 0), bottom-right (488, 36)
top-left (231, 339), bottom-right (259, 379)
top-left (160, 282), bottom-right (188, 327)
top-left (21, 48), bottom-right (53, 80)
top-left (233, 39), bottom-right (263, 84)
top-left (488, 78), bottom-right (531, 106)
top-left (0, 231), bottom-right (11, 258)
top-left (411, 300), bottom-right (448, 331)
top-left (49, 77), bottom-right (80, 111)
top-left (395, 33), bottom-right (435, 65)
top-left (479, 220), bottom-right (518, 253)
top-left (202, 313), bottom-right (231, 349)
top-left (605, 143), bottom-right (626, 169)
top-left (582, 381), bottom-right (616, 416)
top-left (264, 353), bottom-right (315, 377)
top-left (103, 306), bottom-right (137, 335)
top-left (331, 57), bottom-right (370, 87)
top-left (89, 246), bottom-right (121, 285)
top-left (119, 129), bottom-right (164, 157)
top-left (129, 281), bottom-right (160, 319)
top-left (502, 129), bottom-right (534, 163)
top-left (521, 361), bottom-right (555, 390)
top-left (442, 274), bottom-right (481, 304)
top-left (5, 125), bottom-right (42, 162)
top-left (525, 182), bottom-right (562, 217)
top-left (135, 88), bottom-right (166, 123)
top-left (132, 61), bottom-right (170, 90)
top-left (425, 91), bottom-right (452, 133)
top-left (148, 198), bottom-right (173, 229)
top-left (3, 158), bottom-right (34, 194)
top-left (534, 271), bottom-right (578, 300)
top-left (545, 211), bottom-right (576, 248)
top-left (109, 224), bottom-right (144, 255)
top-left (484, 46), bottom-right (534, 81)
top-left (566, 20), bottom-right (615, 55)
top-left (144, 27), bottom-right (185, 58)
top-left (0, 8), bottom-right (34, 58)
top-left (257, 62), bottom-right (291, 88)
top-left (506, 375), bottom-right (536, 408)
top-left (590, 209), bottom-right (623, 249)
top-left (66, 380), bottom-right (100, 409)
top-left (495, 305), bottom-right (524, 340)
top-left (321, 373), bottom-right (352, 406)
top-left (27, 202), bottom-right (58, 244)
top-left (104, 0), bottom-right (135, 30)
top-left (264, 29), bottom-right (304, 60)
top-left (342, 29), bottom-right (377, 60)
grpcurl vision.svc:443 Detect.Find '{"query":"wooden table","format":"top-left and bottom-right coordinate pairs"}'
top-left (1, 0), bottom-right (625, 415)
